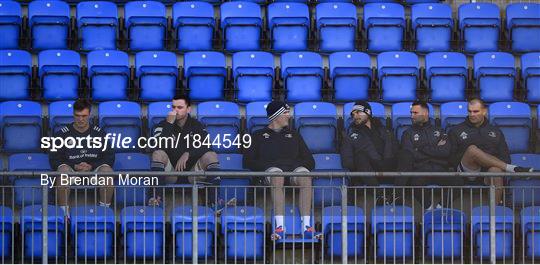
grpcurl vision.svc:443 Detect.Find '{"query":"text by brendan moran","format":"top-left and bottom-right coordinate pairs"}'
top-left (41, 174), bottom-right (159, 188)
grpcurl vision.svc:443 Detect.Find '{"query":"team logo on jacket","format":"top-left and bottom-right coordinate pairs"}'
top-left (285, 133), bottom-right (292, 138)
top-left (413, 134), bottom-right (419, 141)
top-left (434, 130), bottom-right (440, 137)
top-left (350, 133), bottom-right (358, 140)
top-left (263, 133), bottom-right (270, 139)
top-left (460, 132), bottom-right (468, 140)
top-left (488, 131), bottom-right (496, 138)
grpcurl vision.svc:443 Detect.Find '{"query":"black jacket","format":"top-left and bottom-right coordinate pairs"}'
top-left (448, 118), bottom-right (511, 168)
top-left (401, 122), bottom-right (451, 171)
top-left (243, 127), bottom-right (315, 172)
top-left (340, 120), bottom-right (399, 172)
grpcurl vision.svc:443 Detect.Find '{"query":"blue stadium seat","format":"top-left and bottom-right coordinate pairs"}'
top-left (510, 154), bottom-right (540, 207)
top-left (313, 154), bottom-right (347, 207)
top-left (281, 52), bottom-right (324, 102)
top-left (71, 206), bottom-right (115, 260)
top-left (0, 0), bottom-right (21, 49)
top-left (21, 205), bottom-right (65, 260)
top-left (412, 3), bottom-right (453, 52)
top-left (425, 52), bottom-right (468, 102)
top-left (392, 102), bottom-right (435, 141)
top-left (120, 206), bottom-right (164, 259)
top-left (232, 52), bottom-right (274, 102)
top-left (221, 206), bottom-right (265, 260)
top-left (197, 101), bottom-right (240, 153)
top-left (474, 52), bottom-right (516, 102)
top-left (113, 153), bottom-right (150, 206)
top-left (521, 206), bottom-right (540, 259)
top-left (423, 208), bottom-right (466, 259)
top-left (489, 102), bottom-right (531, 153)
top-left (322, 206), bottom-right (365, 258)
top-left (405, 0), bottom-right (443, 3)
top-left (271, 205), bottom-right (316, 243)
top-left (294, 102), bottom-right (337, 153)
top-left (329, 52), bottom-right (372, 102)
top-left (88, 50), bottom-right (130, 101)
top-left (76, 1), bottom-right (118, 51)
top-left (377, 52), bottom-right (419, 102)
top-left (173, 2), bottom-right (214, 51)
top-left (135, 51), bottom-right (178, 101)
top-left (29, 0), bottom-right (70, 50)
top-left (506, 3), bottom-right (540, 53)
top-left (372, 205), bottom-right (414, 260)
top-left (0, 50), bottom-right (31, 101)
top-left (217, 153), bottom-right (250, 205)
top-left (147, 101), bottom-right (170, 134)
top-left (521, 52), bottom-right (540, 102)
top-left (184, 51), bottom-right (226, 101)
top-left (458, 3), bottom-right (500, 53)
top-left (315, 3), bottom-right (357, 52)
top-left (9, 153), bottom-right (50, 206)
top-left (0, 206), bottom-right (13, 259)
top-left (472, 206), bottom-right (514, 260)
top-left (364, 3), bottom-right (405, 52)
top-left (246, 101), bottom-right (270, 133)
top-left (267, 2), bottom-right (309, 51)
top-left (0, 101), bottom-right (42, 152)
top-left (220, 2), bottom-right (262, 51)
top-left (343, 101), bottom-right (385, 133)
top-left (124, 1), bottom-right (167, 51)
top-left (440, 101), bottom-right (467, 131)
top-left (171, 206), bottom-right (215, 260)
top-left (38, 50), bottom-right (81, 101)
top-left (98, 101), bottom-right (142, 152)
top-left (49, 100), bottom-right (74, 134)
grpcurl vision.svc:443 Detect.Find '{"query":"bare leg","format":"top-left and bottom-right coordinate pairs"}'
top-left (198, 151), bottom-right (219, 170)
top-left (97, 165), bottom-right (114, 205)
top-left (486, 167), bottom-right (505, 205)
top-left (461, 145), bottom-right (508, 171)
top-left (151, 150), bottom-right (177, 184)
top-left (293, 167), bottom-right (312, 218)
top-left (56, 165), bottom-right (74, 206)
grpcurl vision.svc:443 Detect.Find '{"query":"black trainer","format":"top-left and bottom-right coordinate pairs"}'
top-left (514, 166), bottom-right (533, 173)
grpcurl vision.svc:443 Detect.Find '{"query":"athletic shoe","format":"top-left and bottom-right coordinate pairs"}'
top-left (271, 226), bottom-right (285, 241)
top-left (515, 167), bottom-right (533, 173)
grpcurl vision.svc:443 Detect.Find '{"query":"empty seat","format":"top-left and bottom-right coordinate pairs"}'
top-left (246, 101), bottom-right (270, 133)
top-left (0, 0), bottom-right (21, 49)
top-left (412, 3), bottom-right (453, 52)
top-left (98, 101), bottom-right (142, 152)
top-left (135, 51), bottom-right (178, 101)
top-left (271, 205), bottom-right (316, 243)
top-left (423, 208), bottom-right (466, 259)
top-left (220, 2), bottom-right (262, 51)
top-left (21, 205), bottom-right (65, 260)
top-left (377, 52), bottom-right (419, 102)
top-left (38, 50), bottom-right (81, 101)
top-left (521, 52), bottom-right (540, 102)
top-left (217, 153), bottom-right (250, 205)
top-left (472, 206), bottom-right (514, 260)
top-left (521, 206), bottom-right (540, 258)
top-left (197, 101), bottom-right (240, 153)
top-left (329, 52), bottom-right (372, 102)
top-left (71, 206), bottom-right (115, 260)
top-left (372, 205), bottom-right (414, 260)
top-left (0, 101), bottom-right (42, 152)
top-left (221, 206), bottom-right (265, 260)
top-left (0, 206), bottom-right (13, 259)
top-left (281, 52), bottom-right (324, 102)
top-left (184, 51), bottom-right (227, 101)
top-left (322, 206), bottom-right (365, 258)
top-left (76, 1), bottom-right (118, 51)
top-left (364, 3), bottom-right (406, 52)
top-left (425, 52), bottom-right (468, 102)
top-left (113, 153), bottom-right (150, 206)
top-left (294, 102), bottom-right (337, 153)
top-left (49, 100), bottom-right (75, 133)
top-left (0, 50), bottom-right (31, 101)
top-left (392, 102), bottom-right (434, 141)
top-left (489, 102), bottom-right (531, 153)
top-left (343, 101), bottom-right (386, 133)
top-left (267, 2), bottom-right (309, 51)
top-left (313, 154), bottom-right (347, 207)
top-left (474, 52), bottom-right (516, 102)
top-left (9, 153), bottom-right (50, 206)
top-left (88, 50), bottom-right (129, 101)
top-left (172, 206), bottom-right (215, 260)
top-left (173, 2), bottom-right (214, 51)
top-left (458, 3), bottom-right (500, 53)
top-left (233, 52), bottom-right (274, 102)
top-left (29, 0), bottom-right (70, 50)
top-left (440, 101), bottom-right (468, 131)
top-left (315, 3), bottom-right (357, 52)
top-left (120, 206), bottom-right (164, 259)
top-left (124, 1), bottom-right (167, 51)
top-left (510, 154), bottom-right (540, 207)
top-left (506, 3), bottom-right (540, 53)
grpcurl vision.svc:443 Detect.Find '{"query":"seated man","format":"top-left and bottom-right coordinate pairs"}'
top-left (448, 98), bottom-right (534, 205)
top-left (49, 99), bottom-right (115, 217)
top-left (243, 101), bottom-right (318, 240)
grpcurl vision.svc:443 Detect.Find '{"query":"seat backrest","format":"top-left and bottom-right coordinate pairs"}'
top-left (322, 206), bottom-right (365, 231)
top-left (0, 206), bottom-right (13, 226)
top-left (221, 206), bottom-right (264, 234)
top-left (38, 50), bottom-right (81, 77)
top-left (521, 52), bottom-right (540, 79)
top-left (511, 153), bottom-right (540, 168)
top-left (184, 51), bottom-right (226, 78)
top-left (377, 51), bottom-right (419, 74)
top-left (363, 3), bottom-right (405, 30)
top-left (197, 101), bottom-right (240, 126)
top-left (411, 3), bottom-right (453, 29)
top-left (0, 101), bottom-right (42, 125)
top-left (371, 206), bottom-right (414, 232)
top-left (423, 208), bottom-right (466, 233)
top-left (71, 206), bottom-right (115, 231)
top-left (0, 50), bottom-right (32, 72)
top-left (124, 1), bottom-right (166, 28)
top-left (471, 206), bottom-right (514, 228)
top-left (0, 1), bottom-right (21, 21)
top-left (21, 205), bottom-right (64, 230)
top-left (114, 153), bottom-right (150, 170)
top-left (440, 101), bottom-right (468, 130)
top-left (232, 51), bottom-right (274, 76)
top-left (458, 3), bottom-right (500, 29)
top-left (489, 102), bottom-right (531, 125)
top-left (473, 52), bottom-right (515, 78)
top-left (294, 102), bottom-right (337, 126)
top-left (329, 52), bottom-right (371, 78)
top-left (98, 101), bottom-right (141, 125)
top-left (267, 2), bottom-right (309, 29)
top-left (172, 206), bottom-right (215, 231)
top-left (425, 52), bottom-right (467, 79)
top-left (246, 101), bottom-right (270, 133)
top-left (172, 1), bottom-right (214, 28)
top-left (520, 206), bottom-right (540, 233)
top-left (8, 153), bottom-right (50, 171)
top-left (280, 52), bottom-right (323, 78)
top-left (120, 206), bottom-right (164, 231)
top-left (220, 2), bottom-right (261, 28)
top-left (218, 153), bottom-right (244, 170)
top-left (29, 0), bottom-right (70, 25)
top-left (135, 51), bottom-right (177, 78)
top-left (147, 101), bottom-right (172, 132)
top-left (76, 1), bottom-right (118, 28)
top-left (315, 2), bottom-right (357, 24)
top-left (49, 100), bottom-right (75, 133)
top-left (313, 153), bottom-right (343, 171)
top-left (87, 50), bottom-right (129, 77)
top-left (506, 3), bottom-right (540, 30)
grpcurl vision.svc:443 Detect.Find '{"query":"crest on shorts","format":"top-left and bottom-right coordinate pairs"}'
top-left (488, 131), bottom-right (496, 138)
top-left (350, 133), bottom-right (358, 140)
top-left (434, 130), bottom-right (440, 137)
top-left (413, 134), bottom-right (420, 141)
top-left (460, 132), bottom-right (468, 140)
top-left (263, 133), bottom-right (270, 139)
top-left (285, 133), bottom-right (292, 138)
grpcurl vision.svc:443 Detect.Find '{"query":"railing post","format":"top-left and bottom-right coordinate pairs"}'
top-left (489, 178), bottom-right (496, 264)
top-left (192, 183), bottom-right (198, 264)
top-left (42, 184), bottom-right (48, 264)
top-left (341, 184), bottom-right (348, 263)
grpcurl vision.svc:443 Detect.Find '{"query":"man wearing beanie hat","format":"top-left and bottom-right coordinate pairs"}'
top-left (243, 101), bottom-right (318, 240)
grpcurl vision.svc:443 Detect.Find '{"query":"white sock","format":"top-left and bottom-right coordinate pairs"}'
top-left (275, 215), bottom-right (284, 229)
top-left (505, 164), bottom-right (517, 173)
top-left (60, 206), bottom-right (70, 217)
top-left (301, 216), bottom-right (311, 229)
top-left (99, 201), bottom-right (111, 208)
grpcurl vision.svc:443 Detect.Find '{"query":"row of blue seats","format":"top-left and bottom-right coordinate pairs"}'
top-left (1, 1), bottom-right (539, 52)
top-left (0, 204), bottom-right (539, 261)
top-left (12, 0), bottom-right (447, 4)
top-left (2, 49), bottom-right (540, 103)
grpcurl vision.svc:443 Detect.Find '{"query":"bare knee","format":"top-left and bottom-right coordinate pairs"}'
top-left (152, 150), bottom-right (169, 163)
top-left (271, 177), bottom-right (285, 187)
top-left (57, 164), bottom-right (74, 173)
top-left (199, 151), bottom-right (219, 168)
top-left (97, 165), bottom-right (113, 173)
